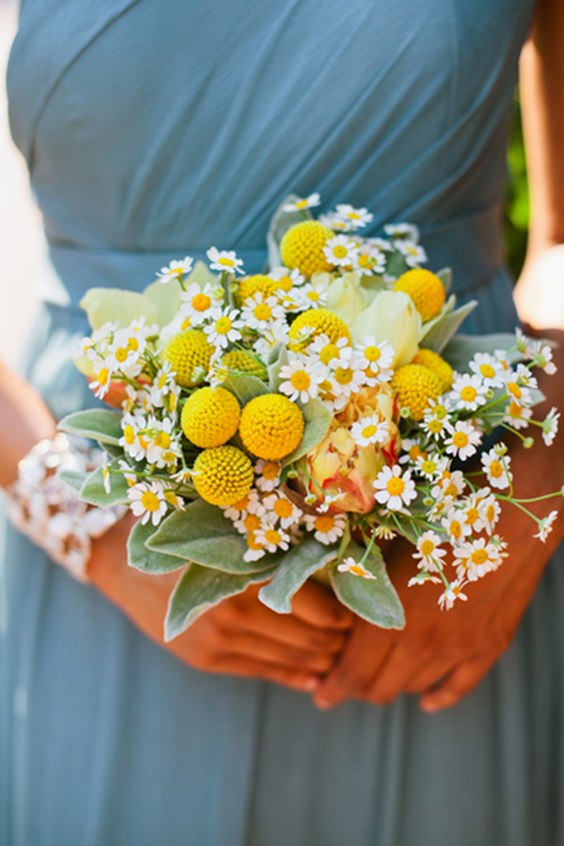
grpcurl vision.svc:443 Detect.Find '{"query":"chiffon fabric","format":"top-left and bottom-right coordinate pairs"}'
top-left (2, 1), bottom-right (564, 844)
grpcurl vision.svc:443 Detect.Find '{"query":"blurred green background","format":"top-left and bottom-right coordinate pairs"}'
top-left (504, 98), bottom-right (529, 279)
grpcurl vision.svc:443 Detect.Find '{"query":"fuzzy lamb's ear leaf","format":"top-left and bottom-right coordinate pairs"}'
top-left (418, 299), bottom-right (477, 352)
top-left (146, 499), bottom-right (276, 573)
top-left (128, 519), bottom-right (187, 574)
top-left (329, 542), bottom-right (405, 629)
top-left (58, 409), bottom-right (123, 446)
top-left (165, 564), bottom-right (276, 641)
top-left (267, 194), bottom-right (313, 268)
top-left (281, 398), bottom-right (332, 466)
top-left (443, 332), bottom-right (519, 371)
top-left (221, 372), bottom-right (269, 406)
top-left (57, 470), bottom-right (88, 492)
top-left (79, 464), bottom-right (130, 507)
top-left (258, 539), bottom-right (337, 613)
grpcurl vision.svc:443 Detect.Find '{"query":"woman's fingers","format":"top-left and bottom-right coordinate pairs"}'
top-left (221, 628), bottom-right (342, 674)
top-left (289, 580), bottom-right (354, 630)
top-left (205, 653), bottom-right (323, 692)
top-left (419, 655), bottom-right (494, 712)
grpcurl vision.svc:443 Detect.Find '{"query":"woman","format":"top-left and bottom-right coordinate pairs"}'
top-left (1, 0), bottom-right (563, 843)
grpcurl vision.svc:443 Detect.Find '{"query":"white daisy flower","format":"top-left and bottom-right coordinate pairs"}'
top-left (422, 399), bottom-right (453, 438)
top-left (243, 534), bottom-right (268, 562)
top-left (180, 283), bottom-right (222, 325)
top-left (395, 239), bottom-right (427, 267)
top-left (241, 293), bottom-right (285, 331)
top-left (334, 204), bottom-right (374, 229)
top-left (503, 400), bottom-right (533, 430)
top-left (441, 509), bottom-right (472, 543)
top-left (279, 358), bottom-right (324, 404)
top-left (89, 363), bottom-right (114, 399)
top-left (255, 525), bottom-right (291, 554)
top-left (530, 340), bottom-right (557, 375)
top-left (449, 373), bottom-right (488, 412)
top-left (481, 447), bottom-right (512, 490)
top-left (353, 244), bottom-right (387, 275)
top-left (319, 212), bottom-right (355, 233)
top-left (145, 416), bottom-right (180, 469)
top-left (224, 489), bottom-right (265, 525)
top-left (269, 266), bottom-right (306, 289)
top-left (303, 513), bottom-right (347, 545)
top-left (253, 459), bottom-right (282, 493)
top-left (503, 370), bottom-right (532, 406)
top-left (384, 222), bottom-right (420, 241)
top-left (323, 235), bottom-right (360, 268)
top-left (128, 480), bottom-right (168, 526)
top-left (206, 247), bottom-right (244, 275)
top-left (356, 338), bottom-right (394, 381)
top-left (263, 493), bottom-right (303, 529)
top-left (514, 363), bottom-right (538, 391)
top-left (283, 193), bottom-right (321, 212)
top-left (327, 362), bottom-right (367, 404)
top-left (534, 510), bottom-right (559, 543)
top-left (156, 256), bottom-right (194, 284)
top-left (478, 493), bottom-right (502, 534)
top-left (413, 531), bottom-right (447, 571)
top-left (444, 421), bottom-right (482, 461)
top-left (337, 556), bottom-right (377, 579)
top-left (453, 537), bottom-right (506, 582)
top-left (438, 579), bottom-right (468, 610)
top-left (469, 352), bottom-right (506, 387)
top-left (351, 416), bottom-right (393, 448)
top-left (117, 459), bottom-right (138, 488)
top-left (542, 407), bottom-right (560, 446)
top-left (203, 307), bottom-right (244, 348)
top-left (289, 282), bottom-right (329, 312)
top-left (101, 453), bottom-right (112, 494)
top-left (373, 465), bottom-right (417, 511)
top-left (399, 437), bottom-right (427, 467)
top-left (415, 453), bottom-right (450, 480)
top-left (308, 334), bottom-right (351, 369)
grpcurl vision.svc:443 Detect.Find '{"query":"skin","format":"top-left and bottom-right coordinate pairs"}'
top-left (314, 0), bottom-right (564, 711)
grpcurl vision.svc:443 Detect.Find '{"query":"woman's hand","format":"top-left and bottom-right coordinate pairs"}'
top-left (90, 514), bottom-right (353, 692)
top-left (314, 326), bottom-right (564, 712)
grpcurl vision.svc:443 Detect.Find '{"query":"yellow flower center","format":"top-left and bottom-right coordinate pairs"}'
top-left (471, 548), bottom-right (489, 565)
top-left (466, 507), bottom-right (480, 525)
top-left (97, 368), bottom-right (109, 386)
top-left (363, 346), bottom-right (381, 363)
top-left (274, 499), bottom-right (294, 519)
top-left (114, 347), bottom-right (128, 363)
top-left (154, 432), bottom-right (171, 449)
top-left (420, 539), bottom-right (435, 556)
top-left (291, 370), bottom-right (311, 390)
top-left (319, 343), bottom-right (339, 365)
top-left (261, 461), bottom-right (280, 481)
top-left (460, 386), bottom-right (477, 402)
top-left (123, 425), bottom-right (135, 445)
top-left (295, 199), bottom-right (309, 209)
top-left (409, 445), bottom-right (426, 461)
top-left (140, 491), bottom-right (161, 512)
top-left (480, 363), bottom-right (495, 378)
top-left (264, 528), bottom-right (281, 545)
top-left (244, 514), bottom-right (261, 531)
top-left (306, 290), bottom-right (321, 303)
top-left (315, 515), bottom-right (335, 533)
top-left (386, 477), bottom-right (405, 496)
top-left (332, 245), bottom-right (349, 259)
top-left (427, 419), bottom-right (443, 434)
top-left (450, 520), bottom-right (462, 539)
top-left (361, 424), bottom-right (378, 439)
top-left (421, 459), bottom-right (437, 474)
top-left (254, 303), bottom-right (272, 321)
top-left (334, 367), bottom-right (353, 385)
top-left (218, 257), bottom-right (235, 268)
top-left (127, 336), bottom-right (139, 352)
top-left (507, 382), bottom-right (521, 399)
top-left (181, 317), bottom-right (191, 330)
top-left (246, 532), bottom-right (264, 551)
top-left (192, 293), bottom-right (211, 312)
top-left (215, 316), bottom-right (232, 335)
top-left (349, 564), bottom-right (367, 576)
top-left (452, 431), bottom-right (469, 448)
top-left (488, 460), bottom-right (503, 478)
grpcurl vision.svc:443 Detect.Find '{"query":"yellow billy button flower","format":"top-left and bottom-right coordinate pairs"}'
top-left (181, 386), bottom-right (241, 448)
top-left (393, 268), bottom-right (446, 322)
top-left (280, 221), bottom-right (334, 278)
top-left (163, 329), bottom-right (214, 387)
top-left (192, 445), bottom-right (254, 507)
top-left (239, 394), bottom-right (304, 460)
top-left (221, 349), bottom-right (266, 379)
top-left (236, 274), bottom-right (280, 304)
top-left (391, 364), bottom-right (443, 421)
top-left (412, 348), bottom-right (454, 392)
top-left (288, 308), bottom-right (351, 352)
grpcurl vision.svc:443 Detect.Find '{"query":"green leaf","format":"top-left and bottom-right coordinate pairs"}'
top-left (57, 469), bottom-right (88, 492)
top-left (267, 343), bottom-right (290, 391)
top-left (80, 288), bottom-right (158, 331)
top-left (221, 373), bottom-right (269, 406)
top-left (143, 279), bottom-right (182, 327)
top-left (79, 464), bottom-right (130, 507)
top-left (443, 332), bottom-right (519, 372)
top-left (282, 398), bottom-right (332, 466)
top-left (437, 267), bottom-right (452, 294)
top-left (329, 542), bottom-right (405, 629)
top-left (165, 564), bottom-right (275, 641)
top-left (258, 539), bottom-right (337, 613)
top-left (58, 409), bottom-right (123, 446)
top-left (418, 298), bottom-right (477, 352)
top-left (127, 519), bottom-right (187, 574)
top-left (267, 194), bottom-right (312, 268)
top-left (146, 499), bottom-right (275, 573)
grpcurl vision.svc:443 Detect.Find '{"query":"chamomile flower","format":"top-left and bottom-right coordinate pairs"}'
top-left (117, 459), bottom-right (138, 488)
top-left (263, 493), bottom-right (303, 529)
top-left (180, 283), bottom-right (221, 325)
top-left (351, 416), bottom-right (393, 448)
top-left (503, 399), bottom-right (532, 430)
top-left (90, 363), bottom-right (114, 399)
top-left (279, 358), bottom-right (324, 403)
top-left (449, 374), bottom-right (488, 411)
top-left (327, 362), bottom-right (367, 406)
top-left (438, 579), bottom-right (468, 610)
top-left (399, 437), bottom-right (427, 467)
top-left (283, 193), bottom-right (321, 212)
top-left (413, 531), bottom-right (447, 571)
top-left (106, 329), bottom-right (144, 378)
top-left (430, 470), bottom-right (467, 513)
top-left (203, 307), bottom-right (244, 349)
top-left (353, 244), bottom-right (386, 275)
top-left (269, 266), bottom-right (305, 289)
top-left (384, 222), bottom-right (420, 241)
top-left (254, 459), bottom-right (282, 492)
top-left (441, 509), bottom-right (472, 542)
top-left (157, 256), bottom-right (194, 284)
top-left (460, 491), bottom-right (489, 533)
top-left (469, 352), bottom-right (505, 387)
top-left (444, 421), bottom-right (482, 461)
top-left (534, 510), bottom-right (559, 543)
top-left (334, 204), bottom-right (374, 229)
top-left (120, 413), bottom-right (147, 461)
top-left (148, 361), bottom-right (181, 413)
top-left (481, 447), bottom-right (512, 490)
top-left (145, 416), bottom-right (180, 469)
top-left (337, 556), bottom-right (377, 579)
top-left (303, 513), bottom-right (347, 544)
top-left (530, 340), bottom-right (557, 375)
top-left (309, 334), bottom-right (351, 368)
top-left (206, 247), bottom-right (244, 275)
top-left (415, 453), bottom-right (450, 480)
top-left (291, 282), bottom-right (328, 310)
top-left (241, 293), bottom-right (285, 331)
top-left (503, 370), bottom-right (532, 406)
top-left (319, 212), bottom-right (355, 233)
top-left (542, 407), bottom-right (560, 446)
top-left (395, 240), bottom-right (427, 267)
top-left (356, 338), bottom-right (394, 382)
top-left (101, 453), bottom-right (112, 494)
top-left (323, 235), bottom-right (359, 268)
top-left (453, 537), bottom-right (506, 582)
top-left (224, 489), bottom-right (265, 525)
top-left (373, 465), bottom-right (417, 511)
top-left (128, 480), bottom-right (168, 526)
top-left (255, 525), bottom-right (291, 554)
top-left (422, 398), bottom-right (452, 438)
top-left (478, 493), bottom-right (502, 533)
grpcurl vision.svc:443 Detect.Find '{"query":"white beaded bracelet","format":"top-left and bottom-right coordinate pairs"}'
top-left (5, 433), bottom-right (125, 583)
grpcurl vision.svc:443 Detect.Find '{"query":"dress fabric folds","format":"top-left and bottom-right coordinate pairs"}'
top-left (2, 1), bottom-right (564, 844)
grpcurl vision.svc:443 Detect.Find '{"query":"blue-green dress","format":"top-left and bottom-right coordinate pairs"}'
top-left (3, 1), bottom-right (564, 844)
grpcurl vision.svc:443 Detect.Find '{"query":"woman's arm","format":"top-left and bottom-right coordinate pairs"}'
top-left (314, 0), bottom-right (564, 711)
top-left (1, 358), bottom-right (352, 690)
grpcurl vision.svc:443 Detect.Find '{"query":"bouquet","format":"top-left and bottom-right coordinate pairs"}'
top-left (60, 194), bottom-right (562, 639)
